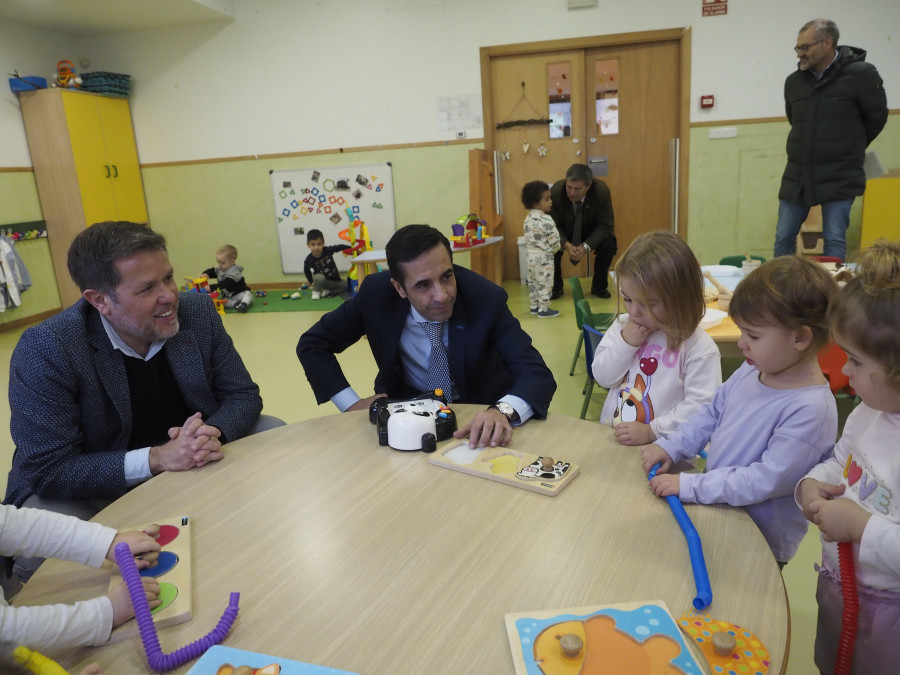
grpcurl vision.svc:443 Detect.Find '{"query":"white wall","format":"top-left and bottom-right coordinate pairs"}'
top-left (2, 0), bottom-right (897, 166)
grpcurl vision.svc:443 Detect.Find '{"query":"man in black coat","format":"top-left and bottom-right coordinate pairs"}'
top-left (549, 163), bottom-right (617, 299)
top-left (773, 18), bottom-right (887, 261)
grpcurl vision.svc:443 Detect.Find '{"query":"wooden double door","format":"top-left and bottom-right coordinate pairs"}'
top-left (481, 29), bottom-right (691, 281)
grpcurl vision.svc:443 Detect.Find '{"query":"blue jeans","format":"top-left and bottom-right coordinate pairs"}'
top-left (773, 199), bottom-right (854, 261)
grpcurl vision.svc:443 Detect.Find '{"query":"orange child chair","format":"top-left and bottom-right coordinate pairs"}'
top-left (818, 342), bottom-right (857, 404)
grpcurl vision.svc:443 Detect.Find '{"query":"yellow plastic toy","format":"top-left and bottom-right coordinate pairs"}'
top-left (13, 646), bottom-right (69, 675)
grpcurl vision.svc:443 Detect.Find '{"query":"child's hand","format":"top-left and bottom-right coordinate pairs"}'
top-left (650, 473), bottom-right (680, 498)
top-left (640, 444), bottom-right (673, 475)
top-left (107, 529), bottom-right (161, 569)
top-left (621, 319), bottom-right (650, 347)
top-left (614, 422), bottom-right (657, 446)
top-left (108, 576), bottom-right (161, 627)
top-left (808, 496), bottom-right (873, 544)
top-left (797, 478), bottom-right (845, 521)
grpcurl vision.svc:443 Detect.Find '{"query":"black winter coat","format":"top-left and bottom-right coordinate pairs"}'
top-left (779, 45), bottom-right (887, 206)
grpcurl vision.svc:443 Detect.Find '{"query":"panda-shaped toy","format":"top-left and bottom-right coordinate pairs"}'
top-left (369, 390), bottom-right (458, 452)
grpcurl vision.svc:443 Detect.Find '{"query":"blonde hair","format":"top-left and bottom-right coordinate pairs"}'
top-left (217, 244), bottom-right (238, 261)
top-left (828, 239), bottom-right (900, 392)
top-left (614, 231), bottom-right (705, 351)
top-left (729, 256), bottom-right (836, 352)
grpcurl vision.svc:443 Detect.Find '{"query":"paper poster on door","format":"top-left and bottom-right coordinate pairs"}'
top-left (702, 0), bottom-right (727, 16)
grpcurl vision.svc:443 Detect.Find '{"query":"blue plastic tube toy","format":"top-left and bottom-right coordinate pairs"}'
top-left (648, 463), bottom-right (713, 610)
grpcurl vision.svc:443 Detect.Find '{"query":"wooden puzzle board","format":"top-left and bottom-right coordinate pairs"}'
top-left (107, 514), bottom-right (192, 643)
top-left (505, 600), bottom-right (705, 675)
top-left (427, 443), bottom-right (579, 496)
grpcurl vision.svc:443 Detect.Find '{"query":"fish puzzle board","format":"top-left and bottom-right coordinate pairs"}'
top-left (187, 645), bottom-right (358, 675)
top-left (505, 600), bottom-right (704, 675)
top-left (107, 515), bottom-right (192, 643)
top-left (427, 442), bottom-right (579, 496)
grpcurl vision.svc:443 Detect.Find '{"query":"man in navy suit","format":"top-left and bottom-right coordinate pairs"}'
top-left (297, 225), bottom-right (556, 448)
top-left (4, 222), bottom-right (268, 581)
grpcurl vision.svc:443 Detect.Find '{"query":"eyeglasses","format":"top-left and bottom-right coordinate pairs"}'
top-left (794, 39), bottom-right (824, 54)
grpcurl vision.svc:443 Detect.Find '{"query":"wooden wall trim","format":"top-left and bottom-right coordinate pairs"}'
top-left (140, 138), bottom-right (477, 169)
top-left (0, 308), bottom-right (60, 334)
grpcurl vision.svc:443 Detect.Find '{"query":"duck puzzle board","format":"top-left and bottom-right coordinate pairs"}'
top-left (505, 600), bottom-right (704, 675)
top-left (187, 645), bottom-right (358, 675)
top-left (427, 443), bottom-right (579, 496)
top-left (107, 515), bottom-right (192, 643)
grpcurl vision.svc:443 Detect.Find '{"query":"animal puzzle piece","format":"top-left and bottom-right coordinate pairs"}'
top-left (678, 611), bottom-right (769, 674)
top-left (516, 456), bottom-right (571, 481)
top-left (533, 615), bottom-right (683, 675)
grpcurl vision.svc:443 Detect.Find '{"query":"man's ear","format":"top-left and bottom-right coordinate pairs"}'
top-left (793, 325), bottom-right (815, 352)
top-left (390, 278), bottom-right (408, 300)
top-left (82, 288), bottom-right (113, 316)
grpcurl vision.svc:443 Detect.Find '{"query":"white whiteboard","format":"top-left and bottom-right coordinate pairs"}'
top-left (271, 163), bottom-right (396, 273)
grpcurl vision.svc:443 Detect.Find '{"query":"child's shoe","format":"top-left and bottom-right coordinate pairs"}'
top-left (537, 308), bottom-right (560, 318)
top-left (320, 290), bottom-right (332, 298)
top-left (235, 302), bottom-right (249, 313)
top-left (530, 307), bottom-right (538, 314)
top-left (311, 291), bottom-right (321, 300)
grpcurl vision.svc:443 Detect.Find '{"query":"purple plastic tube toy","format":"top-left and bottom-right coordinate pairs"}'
top-left (114, 542), bottom-right (240, 671)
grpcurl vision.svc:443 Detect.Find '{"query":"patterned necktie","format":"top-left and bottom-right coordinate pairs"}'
top-left (420, 321), bottom-right (452, 402)
top-left (572, 200), bottom-right (583, 245)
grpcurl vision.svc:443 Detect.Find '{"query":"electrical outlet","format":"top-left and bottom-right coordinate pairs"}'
top-left (455, 130), bottom-right (466, 139)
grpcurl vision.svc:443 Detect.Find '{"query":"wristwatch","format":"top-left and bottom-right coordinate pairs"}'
top-left (490, 402), bottom-right (519, 424)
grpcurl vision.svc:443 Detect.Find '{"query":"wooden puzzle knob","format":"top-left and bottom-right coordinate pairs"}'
top-left (711, 630), bottom-right (737, 656)
top-left (541, 457), bottom-right (554, 471)
top-left (559, 633), bottom-right (583, 657)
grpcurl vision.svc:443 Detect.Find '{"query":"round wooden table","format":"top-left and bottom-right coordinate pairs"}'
top-left (15, 407), bottom-right (788, 673)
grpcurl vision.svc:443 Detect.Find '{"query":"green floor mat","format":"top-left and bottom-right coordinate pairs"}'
top-left (223, 289), bottom-right (347, 313)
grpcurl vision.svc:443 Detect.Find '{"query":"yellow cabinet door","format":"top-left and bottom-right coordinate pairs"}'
top-left (63, 93), bottom-right (117, 227)
top-left (96, 96), bottom-right (148, 223)
top-left (62, 93), bottom-right (148, 227)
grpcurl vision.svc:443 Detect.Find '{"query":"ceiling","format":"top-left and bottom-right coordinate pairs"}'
top-left (0, 0), bottom-right (234, 38)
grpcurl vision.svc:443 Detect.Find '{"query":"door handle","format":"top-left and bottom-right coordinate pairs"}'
top-left (112, 165), bottom-right (118, 178)
top-left (105, 165), bottom-right (110, 178)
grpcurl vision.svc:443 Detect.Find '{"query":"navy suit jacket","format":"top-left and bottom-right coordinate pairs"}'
top-left (4, 292), bottom-right (262, 507)
top-left (297, 266), bottom-right (556, 417)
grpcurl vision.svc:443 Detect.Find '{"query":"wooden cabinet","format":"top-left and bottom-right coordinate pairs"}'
top-left (19, 88), bottom-right (148, 306)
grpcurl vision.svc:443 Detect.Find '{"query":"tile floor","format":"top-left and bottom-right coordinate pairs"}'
top-left (0, 278), bottom-right (822, 673)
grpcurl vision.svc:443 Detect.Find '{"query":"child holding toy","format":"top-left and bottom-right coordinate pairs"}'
top-left (592, 230), bottom-right (721, 445)
top-left (203, 244), bottom-right (253, 313)
top-left (795, 240), bottom-right (900, 674)
top-left (304, 229), bottom-right (350, 299)
top-left (0, 504), bottom-right (161, 654)
top-left (521, 180), bottom-right (561, 318)
top-left (641, 256), bottom-right (838, 565)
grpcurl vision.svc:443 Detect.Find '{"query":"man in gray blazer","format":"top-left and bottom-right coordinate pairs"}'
top-left (3, 222), bottom-right (266, 581)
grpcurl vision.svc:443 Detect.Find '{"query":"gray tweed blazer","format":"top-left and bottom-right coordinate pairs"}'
top-left (4, 292), bottom-right (262, 507)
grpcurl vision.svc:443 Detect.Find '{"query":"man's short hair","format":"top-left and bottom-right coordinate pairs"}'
top-left (385, 225), bottom-right (452, 286)
top-left (307, 229), bottom-right (324, 243)
top-left (68, 221), bottom-right (167, 294)
top-left (801, 18), bottom-right (839, 46)
top-left (565, 163), bottom-right (593, 185)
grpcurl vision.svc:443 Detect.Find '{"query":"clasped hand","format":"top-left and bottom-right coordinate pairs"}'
top-left (797, 479), bottom-right (872, 543)
top-left (149, 412), bottom-right (223, 474)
